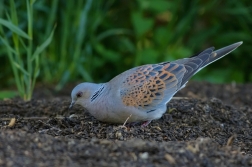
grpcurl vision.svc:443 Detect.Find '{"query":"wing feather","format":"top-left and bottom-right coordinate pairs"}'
top-left (120, 63), bottom-right (186, 111)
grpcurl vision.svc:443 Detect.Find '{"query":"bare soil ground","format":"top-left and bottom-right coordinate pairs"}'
top-left (0, 81), bottom-right (252, 167)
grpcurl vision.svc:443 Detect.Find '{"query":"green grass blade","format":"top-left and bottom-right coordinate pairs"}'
top-left (96, 28), bottom-right (132, 41)
top-left (0, 36), bottom-right (17, 55)
top-left (78, 65), bottom-right (93, 82)
top-left (26, 0), bottom-right (33, 39)
top-left (0, 18), bottom-right (30, 39)
top-left (10, 0), bottom-right (21, 58)
top-left (31, 25), bottom-right (56, 61)
top-left (13, 62), bottom-right (30, 76)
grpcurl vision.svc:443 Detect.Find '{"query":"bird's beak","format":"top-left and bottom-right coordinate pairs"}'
top-left (69, 101), bottom-right (75, 109)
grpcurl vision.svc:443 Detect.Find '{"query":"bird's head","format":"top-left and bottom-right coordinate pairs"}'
top-left (69, 83), bottom-right (96, 109)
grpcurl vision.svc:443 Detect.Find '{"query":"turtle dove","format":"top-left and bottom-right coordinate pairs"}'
top-left (70, 42), bottom-right (242, 126)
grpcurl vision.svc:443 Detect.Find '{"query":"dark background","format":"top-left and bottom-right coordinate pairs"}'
top-left (0, 0), bottom-right (251, 91)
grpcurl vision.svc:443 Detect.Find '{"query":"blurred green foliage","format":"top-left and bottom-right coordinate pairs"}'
top-left (0, 0), bottom-right (251, 95)
top-left (0, 0), bottom-right (54, 100)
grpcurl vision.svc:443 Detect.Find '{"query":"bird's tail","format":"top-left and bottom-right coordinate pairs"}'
top-left (178, 41), bottom-right (243, 87)
top-left (200, 41), bottom-right (243, 69)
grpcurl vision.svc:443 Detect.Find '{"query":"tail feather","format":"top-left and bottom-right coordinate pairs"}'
top-left (201, 41), bottom-right (243, 69)
top-left (179, 41), bottom-right (242, 87)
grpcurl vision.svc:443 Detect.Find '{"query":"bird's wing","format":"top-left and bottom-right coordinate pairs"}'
top-left (119, 49), bottom-right (214, 112)
top-left (119, 41), bottom-right (242, 112)
top-left (119, 63), bottom-right (186, 112)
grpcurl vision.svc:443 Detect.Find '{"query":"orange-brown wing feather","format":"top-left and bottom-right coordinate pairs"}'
top-left (120, 63), bottom-right (186, 110)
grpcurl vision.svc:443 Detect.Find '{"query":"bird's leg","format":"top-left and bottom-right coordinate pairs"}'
top-left (141, 120), bottom-right (152, 127)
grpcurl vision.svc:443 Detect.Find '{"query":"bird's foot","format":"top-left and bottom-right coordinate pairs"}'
top-left (141, 120), bottom-right (152, 127)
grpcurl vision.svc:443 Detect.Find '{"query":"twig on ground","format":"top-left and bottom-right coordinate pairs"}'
top-left (122, 114), bottom-right (132, 127)
top-left (172, 97), bottom-right (189, 100)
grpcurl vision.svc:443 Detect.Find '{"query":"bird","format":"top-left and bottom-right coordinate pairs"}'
top-left (70, 42), bottom-right (242, 126)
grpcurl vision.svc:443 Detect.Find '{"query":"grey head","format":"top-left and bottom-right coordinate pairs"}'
top-left (69, 82), bottom-right (101, 109)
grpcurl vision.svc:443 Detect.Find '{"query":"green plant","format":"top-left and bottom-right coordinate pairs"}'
top-left (39, 0), bottom-right (131, 89)
top-left (129, 0), bottom-right (251, 83)
top-left (0, 0), bottom-right (54, 100)
top-left (0, 0), bottom-right (251, 96)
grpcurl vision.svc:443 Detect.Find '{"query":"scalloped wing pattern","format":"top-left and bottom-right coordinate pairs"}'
top-left (120, 63), bottom-right (185, 110)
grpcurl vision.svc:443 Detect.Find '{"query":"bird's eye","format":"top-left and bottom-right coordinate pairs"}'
top-left (76, 91), bottom-right (83, 98)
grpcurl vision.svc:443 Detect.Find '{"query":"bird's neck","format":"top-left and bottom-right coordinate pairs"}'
top-left (89, 83), bottom-right (106, 102)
